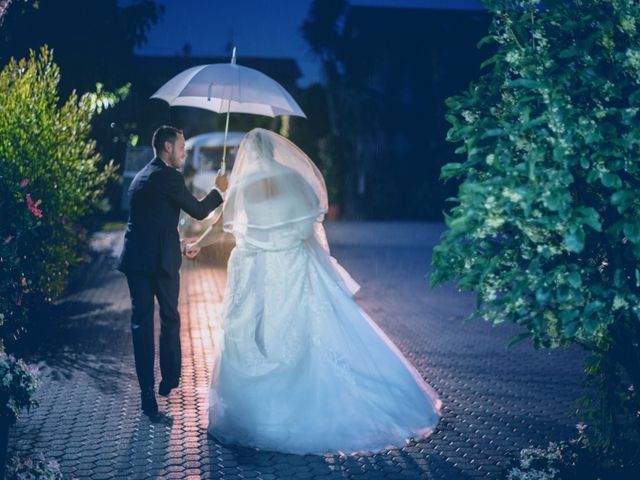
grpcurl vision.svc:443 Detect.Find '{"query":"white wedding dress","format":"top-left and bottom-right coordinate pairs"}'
top-left (206, 129), bottom-right (441, 455)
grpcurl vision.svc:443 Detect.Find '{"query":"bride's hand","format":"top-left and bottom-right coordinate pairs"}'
top-left (185, 242), bottom-right (201, 258)
top-left (181, 238), bottom-right (201, 258)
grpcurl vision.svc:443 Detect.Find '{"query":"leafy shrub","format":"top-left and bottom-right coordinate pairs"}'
top-left (5, 453), bottom-right (68, 480)
top-left (0, 47), bottom-right (117, 339)
top-left (432, 0), bottom-right (640, 462)
top-left (506, 427), bottom-right (637, 479)
top-left (0, 351), bottom-right (38, 423)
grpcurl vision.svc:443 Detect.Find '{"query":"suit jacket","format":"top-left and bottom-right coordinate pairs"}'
top-left (117, 157), bottom-right (223, 276)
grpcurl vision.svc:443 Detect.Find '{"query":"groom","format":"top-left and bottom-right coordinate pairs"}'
top-left (117, 125), bottom-right (228, 416)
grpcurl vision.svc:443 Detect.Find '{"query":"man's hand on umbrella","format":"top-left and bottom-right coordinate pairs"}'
top-left (215, 170), bottom-right (229, 193)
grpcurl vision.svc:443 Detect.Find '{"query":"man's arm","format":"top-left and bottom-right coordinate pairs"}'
top-left (163, 169), bottom-right (223, 220)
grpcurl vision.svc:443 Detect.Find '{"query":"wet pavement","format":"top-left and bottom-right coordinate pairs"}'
top-left (8, 222), bottom-right (586, 479)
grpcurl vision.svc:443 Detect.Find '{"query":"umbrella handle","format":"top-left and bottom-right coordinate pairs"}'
top-left (221, 46), bottom-right (236, 176)
top-left (221, 99), bottom-right (231, 175)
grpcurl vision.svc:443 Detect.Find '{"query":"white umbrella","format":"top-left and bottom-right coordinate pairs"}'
top-left (151, 47), bottom-right (306, 172)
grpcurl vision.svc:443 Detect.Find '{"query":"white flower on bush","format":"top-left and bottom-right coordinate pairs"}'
top-left (0, 351), bottom-right (39, 420)
top-left (502, 188), bottom-right (523, 203)
top-left (506, 50), bottom-right (524, 65)
top-left (486, 216), bottom-right (506, 229)
top-left (484, 288), bottom-right (498, 302)
top-left (6, 453), bottom-right (66, 480)
top-left (625, 48), bottom-right (640, 82)
top-left (612, 295), bottom-right (628, 311)
top-left (516, 0), bottom-right (542, 7)
top-left (462, 110), bottom-right (479, 123)
top-left (507, 466), bottom-right (560, 480)
top-left (508, 442), bottom-right (566, 480)
top-left (620, 17), bottom-right (637, 35)
top-left (532, 30), bottom-right (549, 51)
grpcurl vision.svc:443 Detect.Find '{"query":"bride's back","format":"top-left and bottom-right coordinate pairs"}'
top-left (223, 128), bottom-right (326, 251)
top-left (232, 168), bottom-right (319, 250)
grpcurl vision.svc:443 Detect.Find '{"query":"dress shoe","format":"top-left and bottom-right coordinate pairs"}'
top-left (158, 379), bottom-right (179, 397)
top-left (141, 389), bottom-right (158, 416)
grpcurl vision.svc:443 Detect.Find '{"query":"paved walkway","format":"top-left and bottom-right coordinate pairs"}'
top-left (9, 222), bottom-right (586, 479)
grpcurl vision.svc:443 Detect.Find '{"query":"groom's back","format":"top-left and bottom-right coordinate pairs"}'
top-left (127, 160), bottom-right (170, 226)
top-left (117, 158), bottom-right (181, 275)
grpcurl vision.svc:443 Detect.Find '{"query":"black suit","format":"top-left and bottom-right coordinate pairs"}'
top-left (117, 157), bottom-right (222, 393)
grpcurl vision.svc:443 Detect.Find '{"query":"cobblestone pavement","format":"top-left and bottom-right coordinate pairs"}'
top-left (9, 222), bottom-right (586, 479)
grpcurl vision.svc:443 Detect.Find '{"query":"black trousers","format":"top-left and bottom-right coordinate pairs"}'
top-left (125, 271), bottom-right (181, 392)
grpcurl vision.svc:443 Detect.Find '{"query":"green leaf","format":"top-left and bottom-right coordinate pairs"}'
top-left (521, 116), bottom-right (547, 130)
top-left (507, 331), bottom-right (533, 347)
top-left (583, 316), bottom-right (598, 335)
top-left (543, 191), bottom-right (569, 212)
top-left (444, 95), bottom-right (462, 109)
top-left (553, 147), bottom-right (565, 162)
top-left (477, 34), bottom-right (494, 48)
top-left (559, 46), bottom-right (580, 58)
top-left (606, 220), bottom-right (625, 238)
top-left (564, 321), bottom-right (580, 337)
top-left (454, 145), bottom-right (467, 154)
top-left (482, 128), bottom-right (505, 138)
top-left (445, 113), bottom-right (459, 127)
top-left (536, 288), bottom-right (551, 305)
top-left (568, 271), bottom-right (582, 288)
top-left (441, 162), bottom-right (464, 180)
top-left (601, 172), bottom-right (622, 188)
top-left (575, 206), bottom-right (602, 231)
top-left (480, 54), bottom-right (500, 69)
top-left (585, 132), bottom-right (603, 144)
top-left (584, 300), bottom-right (604, 317)
top-left (560, 310), bottom-right (580, 337)
top-left (613, 269), bottom-right (624, 289)
top-left (611, 190), bottom-right (633, 207)
top-left (564, 226), bottom-right (585, 253)
top-left (623, 221), bottom-right (640, 243)
top-left (448, 214), bottom-right (469, 232)
top-left (506, 78), bottom-right (543, 90)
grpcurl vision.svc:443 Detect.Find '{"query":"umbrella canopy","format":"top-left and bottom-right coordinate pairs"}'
top-left (151, 48), bottom-right (306, 173)
top-left (151, 57), bottom-right (306, 118)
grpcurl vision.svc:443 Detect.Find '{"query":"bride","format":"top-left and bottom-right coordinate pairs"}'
top-left (187, 128), bottom-right (441, 455)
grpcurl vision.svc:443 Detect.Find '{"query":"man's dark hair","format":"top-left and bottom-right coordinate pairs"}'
top-left (152, 126), bottom-right (183, 153)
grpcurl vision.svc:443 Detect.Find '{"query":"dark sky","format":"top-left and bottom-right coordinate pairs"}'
top-left (133, 0), bottom-right (485, 85)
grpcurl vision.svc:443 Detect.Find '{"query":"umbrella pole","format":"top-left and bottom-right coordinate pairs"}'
top-left (221, 98), bottom-right (231, 174)
top-left (220, 49), bottom-right (237, 175)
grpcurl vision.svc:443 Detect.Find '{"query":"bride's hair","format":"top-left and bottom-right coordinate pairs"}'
top-left (247, 129), bottom-right (275, 159)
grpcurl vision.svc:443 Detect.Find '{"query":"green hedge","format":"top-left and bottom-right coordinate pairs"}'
top-left (432, 0), bottom-right (640, 462)
top-left (0, 47), bottom-right (116, 341)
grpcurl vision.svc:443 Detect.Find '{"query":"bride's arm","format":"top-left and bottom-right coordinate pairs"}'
top-left (190, 224), bottom-right (216, 249)
top-left (184, 207), bottom-right (223, 256)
